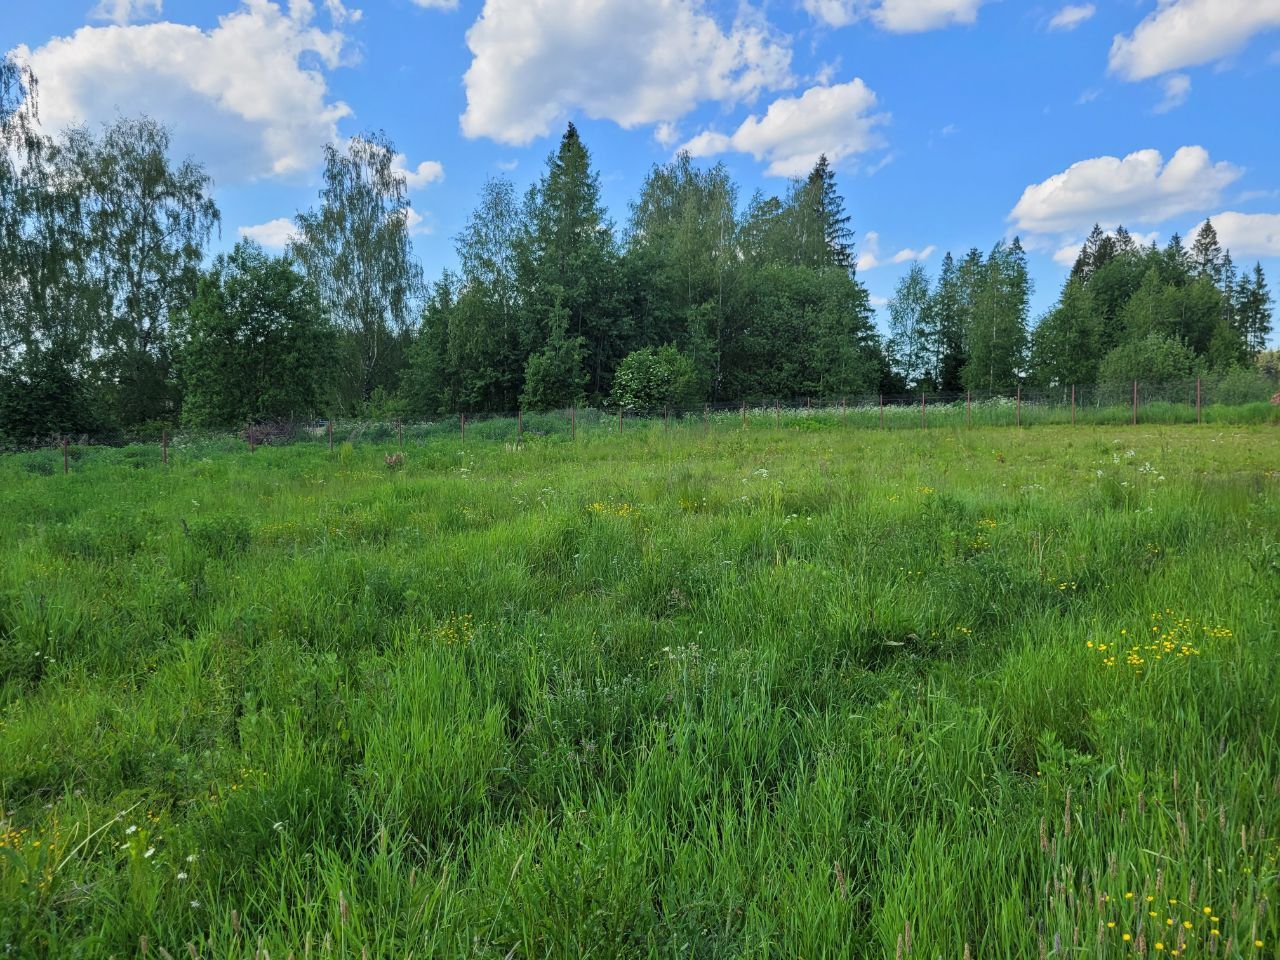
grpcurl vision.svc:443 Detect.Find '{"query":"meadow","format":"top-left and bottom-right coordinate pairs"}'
top-left (1, 417), bottom-right (1278, 958)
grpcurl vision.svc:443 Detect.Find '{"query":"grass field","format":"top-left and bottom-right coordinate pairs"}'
top-left (1, 422), bottom-right (1278, 958)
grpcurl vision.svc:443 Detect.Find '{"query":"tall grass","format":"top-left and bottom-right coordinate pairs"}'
top-left (0, 421), bottom-right (1277, 958)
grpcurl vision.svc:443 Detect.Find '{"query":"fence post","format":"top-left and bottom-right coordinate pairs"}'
top-left (920, 393), bottom-right (926, 429)
top-left (703, 403), bottom-right (708, 436)
top-left (741, 401), bottom-right (746, 430)
top-left (571, 405), bottom-right (576, 441)
top-left (162, 429), bottom-right (168, 465)
top-left (806, 397), bottom-right (811, 412)
top-left (664, 407), bottom-right (669, 432)
top-left (1071, 385), bottom-right (1076, 426)
top-left (397, 418), bottom-right (403, 450)
top-left (62, 437), bottom-right (69, 475)
top-left (841, 397), bottom-right (847, 420)
top-left (518, 409), bottom-right (523, 442)
top-left (461, 412), bottom-right (466, 441)
top-left (880, 394), bottom-right (884, 429)
top-left (966, 390), bottom-right (971, 427)
top-left (1016, 385), bottom-right (1021, 428)
top-left (775, 399), bottom-right (780, 428)
top-left (1132, 380), bottom-right (1138, 426)
top-left (248, 422), bottom-right (255, 453)
top-left (1196, 377), bottom-right (1202, 424)
top-left (618, 408), bottom-right (623, 434)
top-left (328, 419), bottom-right (333, 451)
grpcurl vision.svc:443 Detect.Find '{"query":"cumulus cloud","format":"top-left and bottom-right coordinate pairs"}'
top-left (411, 0), bottom-right (458, 8)
top-left (1048, 4), bottom-right (1094, 32)
top-left (239, 217), bottom-right (298, 249)
top-left (1109, 0), bottom-right (1280, 81)
top-left (1052, 230), bottom-right (1159, 267)
top-left (679, 79), bottom-right (887, 177)
top-left (802, 0), bottom-right (991, 32)
top-left (390, 153), bottom-right (444, 189)
top-left (1190, 212), bottom-right (1280, 258)
top-left (11, 1), bottom-right (355, 183)
top-left (91, 0), bottom-right (163, 25)
top-left (856, 231), bottom-right (936, 271)
top-left (1009, 146), bottom-right (1242, 236)
top-left (460, 0), bottom-right (792, 145)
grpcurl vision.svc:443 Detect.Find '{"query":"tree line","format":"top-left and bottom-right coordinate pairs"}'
top-left (1, 55), bottom-right (1274, 441)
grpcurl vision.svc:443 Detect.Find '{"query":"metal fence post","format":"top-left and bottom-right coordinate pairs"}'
top-left (618, 408), bottom-right (623, 434)
top-left (62, 437), bottom-right (68, 475)
top-left (741, 401), bottom-right (746, 429)
top-left (328, 419), bottom-right (333, 451)
top-left (397, 418), bottom-right (403, 450)
top-left (1016, 385), bottom-right (1021, 428)
top-left (966, 391), bottom-right (971, 427)
top-left (571, 405), bottom-right (576, 441)
top-left (1196, 377), bottom-right (1202, 424)
top-left (1132, 380), bottom-right (1138, 425)
top-left (880, 394), bottom-right (884, 429)
top-left (518, 408), bottom-right (523, 442)
top-left (162, 429), bottom-right (168, 465)
top-left (461, 412), bottom-right (466, 440)
top-left (1070, 385), bottom-right (1076, 426)
top-left (920, 393), bottom-right (926, 429)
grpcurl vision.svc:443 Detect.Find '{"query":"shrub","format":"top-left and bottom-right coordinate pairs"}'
top-left (609, 345), bottom-right (699, 411)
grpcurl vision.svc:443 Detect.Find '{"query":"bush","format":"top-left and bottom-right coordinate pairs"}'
top-left (1097, 334), bottom-right (1197, 386)
top-left (609, 345), bottom-right (699, 411)
top-left (1206, 366), bottom-right (1274, 405)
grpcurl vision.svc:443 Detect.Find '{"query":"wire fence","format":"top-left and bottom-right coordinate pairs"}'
top-left (6, 378), bottom-right (1279, 473)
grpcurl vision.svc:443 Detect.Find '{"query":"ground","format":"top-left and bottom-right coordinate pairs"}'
top-left (1, 422), bottom-right (1277, 958)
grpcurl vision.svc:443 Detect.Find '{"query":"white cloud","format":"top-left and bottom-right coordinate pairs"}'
top-left (1010, 146), bottom-right (1243, 235)
top-left (11, 1), bottom-right (354, 183)
top-left (1190, 212), bottom-right (1280, 258)
top-left (1048, 4), bottom-right (1094, 32)
top-left (239, 217), bottom-right (298, 249)
top-left (1109, 0), bottom-right (1280, 81)
top-left (1051, 230), bottom-right (1159, 267)
top-left (869, 294), bottom-right (889, 308)
top-left (856, 231), bottom-right (936, 270)
top-left (91, 0), bottom-right (163, 25)
top-left (802, 0), bottom-right (991, 32)
top-left (654, 122), bottom-right (680, 147)
top-left (391, 153), bottom-right (444, 189)
top-left (400, 207), bottom-right (432, 236)
top-left (411, 0), bottom-right (458, 8)
top-left (1155, 73), bottom-right (1191, 113)
top-left (679, 79), bottom-right (887, 177)
top-left (460, 0), bottom-right (792, 145)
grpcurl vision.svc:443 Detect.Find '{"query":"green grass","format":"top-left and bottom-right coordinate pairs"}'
top-left (1, 420), bottom-right (1278, 958)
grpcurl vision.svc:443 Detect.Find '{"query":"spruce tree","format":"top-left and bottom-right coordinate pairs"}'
top-left (1191, 219), bottom-right (1223, 282)
top-left (517, 123), bottom-right (623, 399)
top-left (1235, 263), bottom-right (1274, 356)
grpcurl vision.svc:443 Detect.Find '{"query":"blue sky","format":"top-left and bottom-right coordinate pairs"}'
top-left (5, 0), bottom-right (1279, 333)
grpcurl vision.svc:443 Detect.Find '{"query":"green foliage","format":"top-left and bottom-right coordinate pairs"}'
top-left (609, 345), bottom-right (699, 410)
top-left (519, 304), bottom-right (586, 411)
top-left (291, 132), bottom-right (424, 406)
top-left (177, 242), bottom-right (338, 428)
top-left (1098, 332), bottom-right (1198, 385)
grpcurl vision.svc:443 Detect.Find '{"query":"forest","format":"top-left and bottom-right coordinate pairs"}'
top-left (1, 54), bottom-right (1274, 442)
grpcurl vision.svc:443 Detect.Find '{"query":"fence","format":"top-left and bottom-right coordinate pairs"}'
top-left (6, 378), bottom-right (1279, 472)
